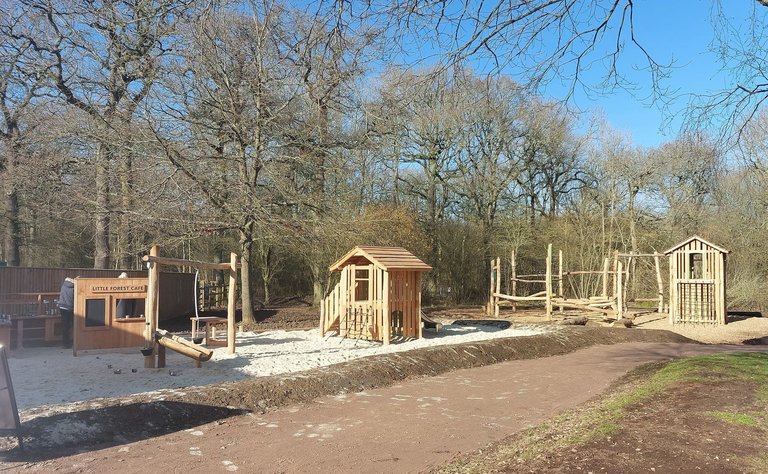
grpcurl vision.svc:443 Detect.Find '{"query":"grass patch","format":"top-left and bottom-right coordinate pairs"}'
top-left (705, 410), bottom-right (759, 426)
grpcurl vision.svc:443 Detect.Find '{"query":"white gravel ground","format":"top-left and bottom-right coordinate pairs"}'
top-left (6, 322), bottom-right (549, 410)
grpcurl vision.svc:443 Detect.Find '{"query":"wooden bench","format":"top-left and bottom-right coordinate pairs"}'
top-left (1, 292), bottom-right (61, 349)
top-left (11, 315), bottom-right (62, 349)
top-left (190, 316), bottom-right (228, 347)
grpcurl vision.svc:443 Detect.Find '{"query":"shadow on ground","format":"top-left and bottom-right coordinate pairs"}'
top-left (727, 310), bottom-right (764, 322)
top-left (0, 401), bottom-right (246, 462)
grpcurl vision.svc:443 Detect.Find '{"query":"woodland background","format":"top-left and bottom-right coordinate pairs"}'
top-left (3, 1), bottom-right (768, 322)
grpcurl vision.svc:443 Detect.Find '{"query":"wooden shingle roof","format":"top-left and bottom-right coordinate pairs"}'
top-left (329, 246), bottom-right (432, 272)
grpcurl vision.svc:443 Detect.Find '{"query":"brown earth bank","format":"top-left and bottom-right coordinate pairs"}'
top-left (433, 354), bottom-right (768, 474)
top-left (2, 326), bottom-right (692, 460)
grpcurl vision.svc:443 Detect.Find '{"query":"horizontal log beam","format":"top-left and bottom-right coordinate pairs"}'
top-left (551, 299), bottom-right (617, 315)
top-left (617, 253), bottom-right (665, 257)
top-left (494, 293), bottom-right (547, 302)
top-left (142, 255), bottom-right (239, 270)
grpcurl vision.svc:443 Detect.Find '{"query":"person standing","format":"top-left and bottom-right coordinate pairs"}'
top-left (57, 277), bottom-right (75, 348)
top-left (115, 272), bottom-right (136, 318)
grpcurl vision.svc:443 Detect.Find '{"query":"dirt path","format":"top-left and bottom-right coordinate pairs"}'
top-left (11, 342), bottom-right (766, 473)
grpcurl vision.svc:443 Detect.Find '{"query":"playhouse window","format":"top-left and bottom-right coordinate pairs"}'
top-left (689, 252), bottom-right (704, 279)
top-left (355, 269), bottom-right (369, 301)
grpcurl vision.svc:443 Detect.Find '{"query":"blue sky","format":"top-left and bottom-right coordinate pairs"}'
top-left (536, 1), bottom-right (762, 147)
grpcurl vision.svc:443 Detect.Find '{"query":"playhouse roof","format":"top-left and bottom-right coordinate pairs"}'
top-left (329, 246), bottom-right (432, 272)
top-left (663, 235), bottom-right (729, 255)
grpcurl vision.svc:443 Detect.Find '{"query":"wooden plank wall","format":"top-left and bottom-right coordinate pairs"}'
top-left (389, 271), bottom-right (420, 339)
top-left (320, 266), bottom-right (424, 342)
top-left (669, 239), bottom-right (726, 325)
top-left (0, 268), bottom-right (195, 320)
top-left (73, 278), bottom-right (148, 352)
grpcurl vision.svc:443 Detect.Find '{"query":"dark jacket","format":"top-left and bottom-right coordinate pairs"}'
top-left (58, 279), bottom-right (75, 310)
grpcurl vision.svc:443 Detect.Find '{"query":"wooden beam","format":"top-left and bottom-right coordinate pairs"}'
top-left (558, 249), bottom-right (564, 313)
top-left (654, 254), bottom-right (664, 313)
top-left (487, 258), bottom-right (494, 316)
top-left (382, 270), bottom-right (390, 345)
top-left (144, 245), bottom-right (159, 369)
top-left (617, 253), bottom-right (665, 257)
top-left (494, 293), bottom-right (547, 302)
top-left (617, 260), bottom-right (624, 319)
top-left (545, 244), bottom-right (553, 321)
top-left (227, 252), bottom-right (237, 354)
top-left (142, 255), bottom-right (236, 271)
top-left (510, 250), bottom-right (517, 312)
top-left (551, 299), bottom-right (617, 315)
top-left (494, 257), bottom-right (501, 317)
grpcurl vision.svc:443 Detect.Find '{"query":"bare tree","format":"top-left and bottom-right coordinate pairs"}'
top-left (0, 4), bottom-right (50, 265)
top-left (149, 2), bottom-right (300, 323)
top-left (280, 5), bottom-right (381, 305)
top-left (9, 0), bottom-right (196, 268)
top-left (454, 72), bottom-right (525, 291)
top-left (378, 68), bottom-right (461, 285)
top-left (517, 99), bottom-right (590, 222)
top-left (654, 134), bottom-right (721, 236)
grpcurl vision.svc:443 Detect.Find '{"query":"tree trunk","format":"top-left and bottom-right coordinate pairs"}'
top-left (482, 222), bottom-right (493, 297)
top-left (118, 154), bottom-right (134, 269)
top-left (628, 185), bottom-right (639, 298)
top-left (4, 187), bottom-right (21, 266)
top-left (528, 194), bottom-right (535, 226)
top-left (258, 241), bottom-right (273, 306)
top-left (3, 137), bottom-right (21, 266)
top-left (312, 265), bottom-right (324, 306)
top-left (93, 143), bottom-right (111, 269)
top-left (239, 227), bottom-right (255, 324)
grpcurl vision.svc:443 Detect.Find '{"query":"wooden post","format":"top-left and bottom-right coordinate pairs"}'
top-left (545, 244), bottom-right (553, 321)
top-left (511, 250), bottom-right (517, 312)
top-left (625, 253), bottom-right (634, 303)
top-left (720, 254), bottom-right (727, 325)
top-left (669, 252), bottom-right (675, 324)
top-left (487, 258), bottom-right (494, 316)
top-left (617, 260), bottom-right (624, 319)
top-left (612, 250), bottom-right (619, 297)
top-left (494, 257), bottom-right (501, 317)
top-left (319, 296), bottom-right (325, 336)
top-left (382, 270), bottom-right (390, 345)
top-left (157, 344), bottom-right (166, 368)
top-left (417, 273), bottom-right (423, 339)
top-left (227, 252), bottom-right (237, 354)
top-left (558, 249), bottom-right (564, 313)
top-left (654, 254), bottom-right (664, 313)
top-left (144, 245), bottom-right (159, 368)
top-left (602, 257), bottom-right (610, 298)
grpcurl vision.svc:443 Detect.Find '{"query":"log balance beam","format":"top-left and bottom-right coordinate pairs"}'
top-left (155, 329), bottom-right (214, 368)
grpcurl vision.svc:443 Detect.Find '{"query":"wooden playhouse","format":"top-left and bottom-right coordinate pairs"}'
top-left (319, 246), bottom-right (432, 345)
top-left (665, 235), bottom-right (728, 325)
